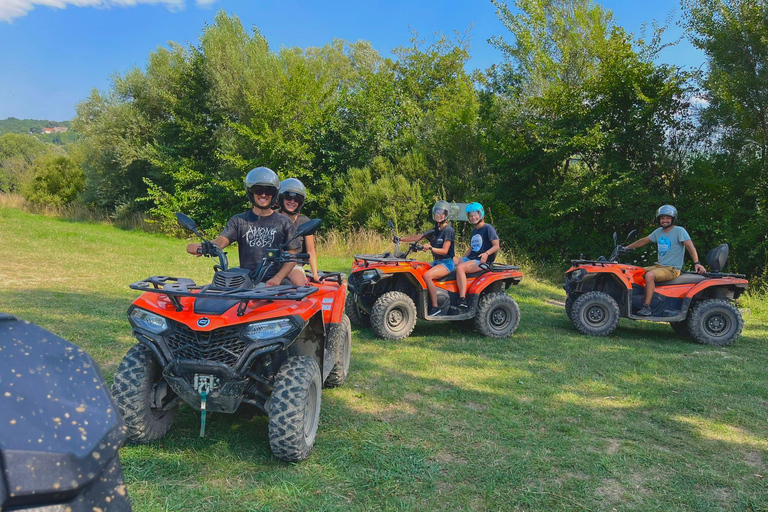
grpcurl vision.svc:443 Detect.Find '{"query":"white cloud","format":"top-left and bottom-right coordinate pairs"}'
top-left (0, 0), bottom-right (217, 22)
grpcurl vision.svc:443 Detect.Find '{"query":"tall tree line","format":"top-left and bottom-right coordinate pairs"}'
top-left (66, 2), bottom-right (767, 278)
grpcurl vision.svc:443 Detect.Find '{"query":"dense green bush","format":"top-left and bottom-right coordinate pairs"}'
top-left (22, 154), bottom-right (85, 207)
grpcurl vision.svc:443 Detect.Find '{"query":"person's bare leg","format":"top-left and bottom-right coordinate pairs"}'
top-left (424, 265), bottom-right (450, 307)
top-left (288, 266), bottom-right (307, 286)
top-left (644, 271), bottom-right (656, 306)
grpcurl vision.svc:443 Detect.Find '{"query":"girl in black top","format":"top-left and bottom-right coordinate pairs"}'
top-left (278, 178), bottom-right (320, 285)
top-left (456, 202), bottom-right (500, 310)
top-left (399, 201), bottom-right (456, 316)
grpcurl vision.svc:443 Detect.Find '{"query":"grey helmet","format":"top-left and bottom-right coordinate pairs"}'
top-left (279, 178), bottom-right (307, 213)
top-left (244, 167), bottom-right (280, 206)
top-left (432, 200), bottom-right (450, 222)
top-left (655, 204), bottom-right (678, 225)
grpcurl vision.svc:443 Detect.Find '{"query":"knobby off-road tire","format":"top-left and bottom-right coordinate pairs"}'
top-left (325, 314), bottom-right (352, 388)
top-left (370, 291), bottom-right (417, 340)
top-left (111, 343), bottom-right (178, 443)
top-left (688, 299), bottom-right (744, 346)
top-left (345, 292), bottom-right (370, 327)
top-left (268, 356), bottom-right (322, 462)
top-left (571, 291), bottom-right (621, 337)
top-left (670, 320), bottom-right (691, 338)
top-left (565, 297), bottom-right (574, 320)
top-left (475, 292), bottom-right (521, 338)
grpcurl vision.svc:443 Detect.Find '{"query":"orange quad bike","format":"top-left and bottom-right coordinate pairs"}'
top-left (345, 221), bottom-right (523, 340)
top-left (564, 230), bottom-right (748, 345)
top-left (111, 213), bottom-right (350, 462)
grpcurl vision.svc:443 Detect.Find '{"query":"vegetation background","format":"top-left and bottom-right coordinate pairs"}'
top-left (1, 0), bottom-right (767, 281)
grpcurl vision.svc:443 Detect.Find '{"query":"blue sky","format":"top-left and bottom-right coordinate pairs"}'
top-left (0, 0), bottom-right (703, 121)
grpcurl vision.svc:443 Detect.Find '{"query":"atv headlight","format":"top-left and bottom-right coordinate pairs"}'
top-left (244, 319), bottom-right (294, 341)
top-left (130, 308), bottom-right (168, 334)
top-left (569, 268), bottom-right (587, 282)
top-left (362, 270), bottom-right (378, 280)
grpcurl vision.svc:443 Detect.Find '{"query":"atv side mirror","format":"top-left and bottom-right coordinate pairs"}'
top-left (612, 232), bottom-right (618, 244)
top-left (626, 229), bottom-right (637, 242)
top-left (176, 212), bottom-right (198, 233)
top-left (388, 220), bottom-right (394, 230)
top-left (297, 218), bottom-right (321, 237)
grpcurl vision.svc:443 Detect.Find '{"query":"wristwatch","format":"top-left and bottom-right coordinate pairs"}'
top-left (694, 261), bottom-right (702, 266)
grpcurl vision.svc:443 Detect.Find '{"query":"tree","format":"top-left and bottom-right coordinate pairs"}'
top-left (483, 0), bottom-right (690, 260)
top-left (0, 133), bottom-right (50, 192)
top-left (22, 154), bottom-right (85, 206)
top-left (680, 0), bottom-right (768, 276)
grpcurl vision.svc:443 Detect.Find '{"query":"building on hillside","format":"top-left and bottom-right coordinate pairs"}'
top-left (40, 127), bottom-right (68, 134)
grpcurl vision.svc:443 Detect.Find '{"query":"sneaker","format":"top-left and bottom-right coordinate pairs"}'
top-left (458, 297), bottom-right (469, 311)
top-left (637, 304), bottom-right (652, 316)
top-left (428, 306), bottom-right (442, 317)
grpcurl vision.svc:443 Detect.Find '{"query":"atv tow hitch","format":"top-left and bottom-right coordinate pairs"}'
top-left (194, 374), bottom-right (219, 437)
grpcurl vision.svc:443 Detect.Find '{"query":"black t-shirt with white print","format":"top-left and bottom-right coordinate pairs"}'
top-left (423, 224), bottom-right (455, 261)
top-left (220, 210), bottom-right (299, 277)
top-left (467, 224), bottom-right (499, 262)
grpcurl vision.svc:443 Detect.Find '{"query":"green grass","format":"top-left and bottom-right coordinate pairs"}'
top-left (1, 206), bottom-right (767, 511)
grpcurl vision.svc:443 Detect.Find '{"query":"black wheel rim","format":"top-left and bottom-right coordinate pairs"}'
top-left (304, 380), bottom-right (319, 442)
top-left (147, 361), bottom-right (171, 420)
top-left (704, 311), bottom-right (730, 337)
top-left (585, 304), bottom-right (608, 327)
top-left (490, 305), bottom-right (510, 331)
top-left (387, 306), bottom-right (408, 333)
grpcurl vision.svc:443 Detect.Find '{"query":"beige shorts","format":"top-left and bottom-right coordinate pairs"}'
top-left (643, 264), bottom-right (681, 282)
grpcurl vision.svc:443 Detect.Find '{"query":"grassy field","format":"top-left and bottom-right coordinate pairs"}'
top-left (0, 206), bottom-right (766, 511)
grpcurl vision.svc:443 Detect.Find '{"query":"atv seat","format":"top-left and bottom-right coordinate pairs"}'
top-left (655, 273), bottom-right (707, 286)
top-left (436, 269), bottom-right (486, 282)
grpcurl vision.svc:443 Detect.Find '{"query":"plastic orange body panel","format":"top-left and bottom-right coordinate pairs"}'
top-left (566, 262), bottom-right (748, 300)
top-left (351, 258), bottom-right (523, 294)
top-left (133, 279), bottom-right (347, 331)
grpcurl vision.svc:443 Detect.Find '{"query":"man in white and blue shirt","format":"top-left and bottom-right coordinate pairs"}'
top-left (623, 205), bottom-right (706, 316)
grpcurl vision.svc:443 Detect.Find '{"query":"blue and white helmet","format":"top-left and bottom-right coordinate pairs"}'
top-left (465, 202), bottom-right (484, 224)
top-left (655, 205), bottom-right (678, 225)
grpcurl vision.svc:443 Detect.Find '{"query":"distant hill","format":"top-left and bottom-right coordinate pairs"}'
top-left (0, 117), bottom-right (72, 135)
top-left (0, 118), bottom-right (76, 145)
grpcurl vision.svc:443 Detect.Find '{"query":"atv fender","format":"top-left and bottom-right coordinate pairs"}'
top-left (467, 273), bottom-right (522, 295)
top-left (321, 282), bottom-right (348, 325)
top-left (685, 279), bottom-right (748, 302)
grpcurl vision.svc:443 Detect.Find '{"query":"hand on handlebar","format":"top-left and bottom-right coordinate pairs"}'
top-left (187, 243), bottom-right (202, 257)
top-left (618, 245), bottom-right (633, 255)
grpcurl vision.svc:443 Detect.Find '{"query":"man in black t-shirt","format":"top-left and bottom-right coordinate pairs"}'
top-left (399, 201), bottom-right (456, 316)
top-left (456, 202), bottom-right (500, 311)
top-left (186, 167), bottom-right (299, 285)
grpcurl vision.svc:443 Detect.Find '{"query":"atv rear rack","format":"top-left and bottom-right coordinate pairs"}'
top-left (354, 254), bottom-right (420, 266)
top-left (130, 276), bottom-right (318, 315)
top-left (571, 259), bottom-right (620, 267)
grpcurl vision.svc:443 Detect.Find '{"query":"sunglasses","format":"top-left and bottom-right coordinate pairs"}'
top-left (283, 192), bottom-right (302, 201)
top-left (250, 186), bottom-right (275, 196)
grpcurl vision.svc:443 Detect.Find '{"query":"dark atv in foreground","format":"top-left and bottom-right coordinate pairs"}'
top-left (564, 232), bottom-right (748, 345)
top-left (0, 313), bottom-right (131, 511)
top-left (112, 214), bottom-right (350, 462)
